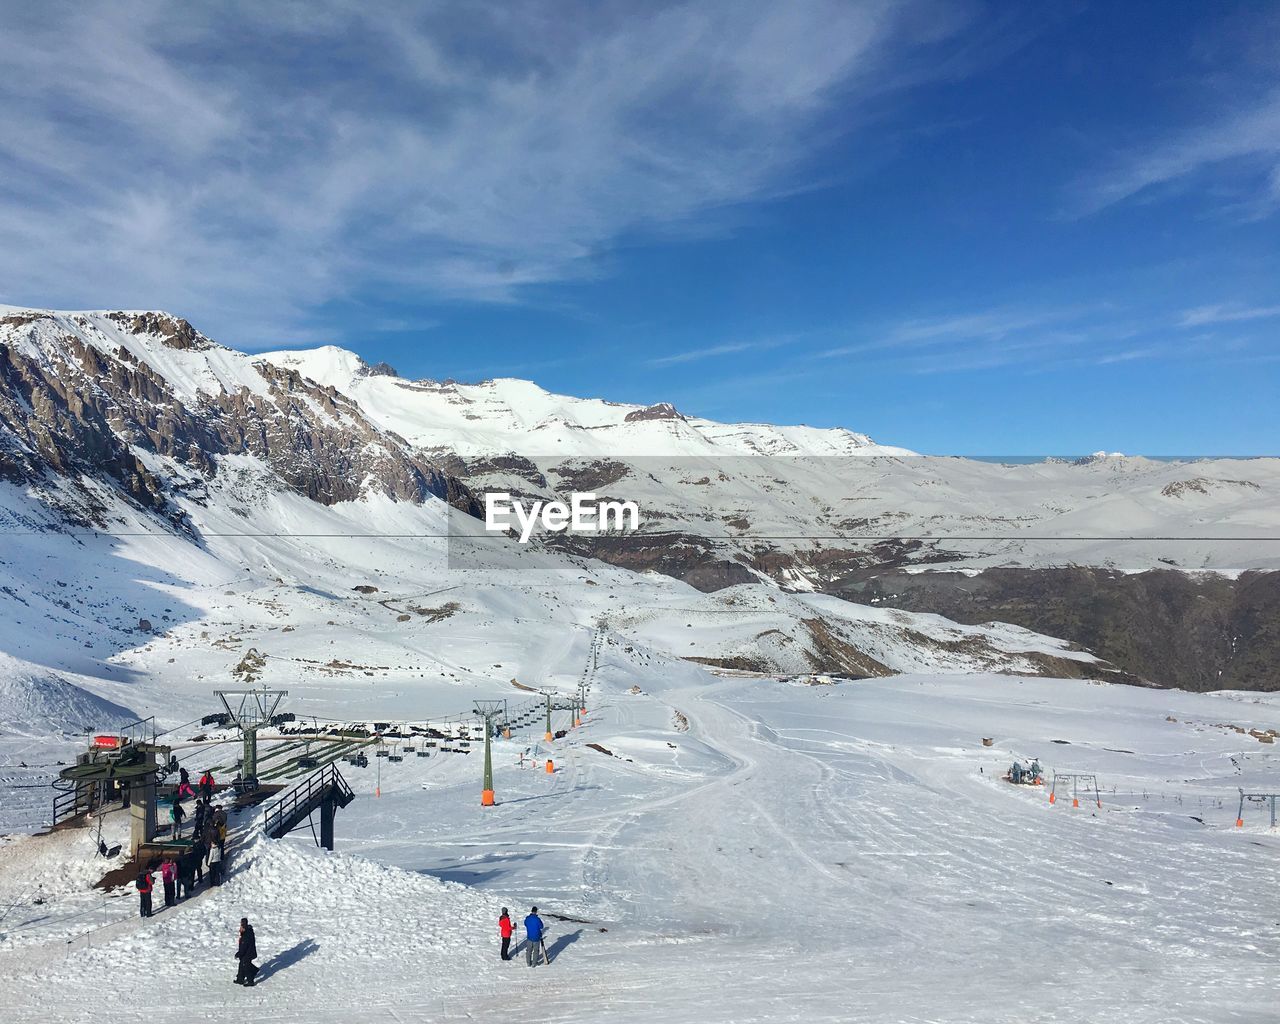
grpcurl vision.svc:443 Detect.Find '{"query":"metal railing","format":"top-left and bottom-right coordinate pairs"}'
top-left (261, 763), bottom-right (352, 839)
top-left (51, 781), bottom-right (109, 827)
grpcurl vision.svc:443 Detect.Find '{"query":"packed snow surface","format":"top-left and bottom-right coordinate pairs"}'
top-left (2, 668), bottom-right (1278, 1023)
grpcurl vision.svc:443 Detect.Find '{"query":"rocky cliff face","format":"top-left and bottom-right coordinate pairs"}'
top-left (838, 567), bottom-right (1280, 691)
top-left (0, 310), bottom-right (480, 524)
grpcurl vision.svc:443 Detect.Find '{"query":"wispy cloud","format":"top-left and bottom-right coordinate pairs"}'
top-left (816, 307), bottom-right (1104, 366)
top-left (1076, 87), bottom-right (1280, 219)
top-left (1178, 303), bottom-right (1280, 328)
top-left (646, 337), bottom-right (790, 368)
top-left (812, 302), bottom-right (1264, 375)
top-left (0, 0), bottom-right (971, 347)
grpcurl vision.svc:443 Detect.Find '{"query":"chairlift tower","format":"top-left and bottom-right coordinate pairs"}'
top-left (1236, 788), bottom-right (1280, 828)
top-left (55, 718), bottom-right (169, 855)
top-left (474, 700), bottom-right (505, 807)
top-left (214, 686), bottom-right (288, 784)
top-left (542, 690), bottom-right (554, 742)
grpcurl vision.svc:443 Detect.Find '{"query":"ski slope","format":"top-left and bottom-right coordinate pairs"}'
top-left (2, 662), bottom-right (1278, 1023)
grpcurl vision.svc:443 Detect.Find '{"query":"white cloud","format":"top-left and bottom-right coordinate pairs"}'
top-left (0, 0), bottom-right (965, 347)
top-left (1078, 87), bottom-right (1280, 218)
top-left (646, 338), bottom-right (790, 368)
top-left (1178, 303), bottom-right (1280, 328)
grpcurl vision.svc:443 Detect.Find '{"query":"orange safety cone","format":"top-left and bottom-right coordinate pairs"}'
top-left (545, 759), bottom-right (555, 774)
top-left (481, 789), bottom-right (495, 807)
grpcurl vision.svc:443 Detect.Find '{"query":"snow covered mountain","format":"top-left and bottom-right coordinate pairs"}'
top-left (1, 306), bottom-right (1278, 690)
top-left (3, 303), bottom-right (1280, 1024)
top-left (258, 339), bottom-right (1280, 689)
top-left (258, 346), bottom-right (913, 459)
top-left (0, 305), bottom-right (1129, 759)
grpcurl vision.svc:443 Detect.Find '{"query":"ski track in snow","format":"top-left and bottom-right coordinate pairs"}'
top-left (4, 668), bottom-right (1277, 1023)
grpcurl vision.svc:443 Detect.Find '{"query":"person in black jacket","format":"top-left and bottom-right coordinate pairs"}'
top-left (235, 918), bottom-right (258, 986)
top-left (177, 849), bottom-right (196, 900)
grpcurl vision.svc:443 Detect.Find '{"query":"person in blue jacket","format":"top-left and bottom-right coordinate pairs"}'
top-left (524, 906), bottom-right (547, 967)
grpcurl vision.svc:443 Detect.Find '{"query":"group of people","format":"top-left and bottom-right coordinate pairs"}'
top-left (499, 906), bottom-right (550, 967)
top-left (137, 764), bottom-right (231, 919)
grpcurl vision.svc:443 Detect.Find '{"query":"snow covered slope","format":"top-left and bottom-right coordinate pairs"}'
top-left (256, 343), bottom-right (1280, 580)
top-left (3, 666), bottom-right (1278, 1023)
top-left (259, 345), bottom-right (911, 458)
top-left (3, 305), bottom-right (1278, 691)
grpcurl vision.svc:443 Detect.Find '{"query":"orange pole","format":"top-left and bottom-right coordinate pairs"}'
top-left (482, 789), bottom-right (495, 806)
top-left (1049, 792), bottom-right (1056, 805)
top-left (1236, 818), bottom-right (1244, 828)
top-left (545, 759), bottom-right (554, 774)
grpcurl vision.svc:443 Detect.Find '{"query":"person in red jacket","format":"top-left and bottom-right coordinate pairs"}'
top-left (498, 907), bottom-right (514, 960)
top-left (137, 867), bottom-right (154, 918)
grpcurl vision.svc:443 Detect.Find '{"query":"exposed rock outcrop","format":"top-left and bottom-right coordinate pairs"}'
top-left (0, 312), bottom-right (481, 518)
top-left (837, 567), bottom-right (1280, 691)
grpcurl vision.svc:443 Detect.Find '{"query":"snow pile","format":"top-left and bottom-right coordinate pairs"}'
top-left (6, 835), bottom-right (498, 1017)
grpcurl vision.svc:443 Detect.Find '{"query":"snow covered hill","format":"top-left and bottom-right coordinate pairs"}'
top-left (258, 345), bottom-right (912, 458)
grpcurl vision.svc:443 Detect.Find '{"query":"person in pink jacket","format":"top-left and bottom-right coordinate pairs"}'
top-left (160, 858), bottom-right (178, 907)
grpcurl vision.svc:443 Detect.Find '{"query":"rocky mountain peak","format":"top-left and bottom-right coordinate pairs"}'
top-left (104, 311), bottom-right (210, 351)
top-left (625, 402), bottom-right (684, 423)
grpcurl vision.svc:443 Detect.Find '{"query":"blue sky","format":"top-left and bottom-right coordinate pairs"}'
top-left (1, 1), bottom-right (1277, 453)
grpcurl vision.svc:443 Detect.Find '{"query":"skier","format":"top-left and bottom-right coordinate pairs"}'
top-left (136, 866), bottom-right (154, 918)
top-left (498, 908), bottom-right (513, 960)
top-left (524, 906), bottom-right (548, 967)
top-left (170, 797), bottom-right (186, 839)
top-left (177, 766), bottom-right (194, 802)
top-left (199, 770), bottom-right (215, 802)
top-left (209, 841), bottom-right (224, 886)
top-left (235, 917), bottom-right (258, 986)
top-left (160, 858), bottom-right (177, 907)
